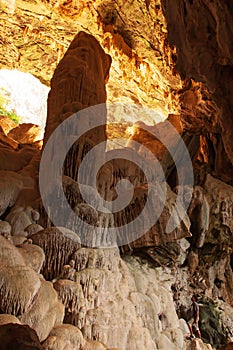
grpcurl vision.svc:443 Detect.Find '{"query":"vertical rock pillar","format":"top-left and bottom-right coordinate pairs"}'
top-left (43, 31), bottom-right (112, 183)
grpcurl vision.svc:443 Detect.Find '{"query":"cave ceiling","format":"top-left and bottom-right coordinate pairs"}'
top-left (0, 0), bottom-right (219, 132)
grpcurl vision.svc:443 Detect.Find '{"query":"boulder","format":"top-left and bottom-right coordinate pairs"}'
top-left (0, 171), bottom-right (23, 216)
top-left (43, 324), bottom-right (84, 350)
top-left (0, 323), bottom-right (44, 350)
top-left (19, 279), bottom-right (65, 341)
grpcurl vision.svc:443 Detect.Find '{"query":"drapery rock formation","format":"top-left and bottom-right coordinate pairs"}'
top-left (52, 247), bottom-right (192, 349)
top-left (0, 1), bottom-right (233, 349)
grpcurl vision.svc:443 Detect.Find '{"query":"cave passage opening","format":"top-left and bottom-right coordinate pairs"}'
top-left (0, 68), bottom-right (49, 133)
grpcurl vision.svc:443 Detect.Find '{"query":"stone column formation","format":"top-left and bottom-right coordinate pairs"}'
top-left (44, 31), bottom-right (111, 144)
top-left (41, 31), bottom-right (113, 246)
top-left (41, 30), bottom-right (191, 248)
top-left (43, 31), bottom-right (111, 185)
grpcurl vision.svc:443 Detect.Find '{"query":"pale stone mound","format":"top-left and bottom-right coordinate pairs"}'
top-left (186, 338), bottom-right (213, 350)
top-left (0, 314), bottom-right (21, 325)
top-left (0, 265), bottom-right (41, 315)
top-left (52, 247), bottom-right (187, 350)
top-left (43, 324), bottom-right (84, 350)
top-left (0, 171), bottom-right (23, 216)
top-left (25, 223), bottom-right (44, 236)
top-left (0, 220), bottom-right (11, 235)
top-left (12, 236), bottom-right (27, 245)
top-left (0, 235), bottom-right (41, 315)
top-left (17, 243), bottom-right (45, 273)
top-left (19, 279), bottom-right (65, 341)
top-left (0, 235), bottom-right (63, 341)
top-left (53, 279), bottom-right (83, 315)
top-left (6, 205), bottom-right (38, 236)
top-left (84, 340), bottom-right (108, 350)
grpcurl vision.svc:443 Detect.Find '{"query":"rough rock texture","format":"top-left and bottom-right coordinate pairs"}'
top-left (0, 235), bottom-right (41, 315)
top-left (19, 278), bottom-right (65, 341)
top-left (30, 227), bottom-right (81, 280)
top-left (44, 30), bottom-right (111, 144)
top-left (42, 32), bottom-right (191, 249)
top-left (0, 234), bottom-right (64, 342)
top-left (0, 116), bottom-right (17, 134)
top-left (53, 247), bottom-right (189, 350)
top-left (161, 0), bottom-right (233, 166)
top-left (0, 0), bottom-right (221, 132)
top-left (41, 31), bottom-right (110, 233)
top-left (17, 243), bottom-right (45, 273)
top-left (6, 205), bottom-right (39, 236)
top-left (8, 123), bottom-right (43, 144)
top-left (0, 2), bottom-right (233, 350)
top-left (186, 339), bottom-right (213, 350)
top-left (188, 185), bottom-right (210, 248)
top-left (126, 114), bottom-right (183, 164)
top-left (0, 171), bottom-right (24, 215)
top-left (0, 0), bottom-right (180, 118)
top-left (0, 323), bottom-right (44, 350)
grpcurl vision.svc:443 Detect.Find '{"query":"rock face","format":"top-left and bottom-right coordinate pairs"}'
top-left (44, 30), bottom-right (111, 144)
top-left (30, 227), bottom-right (81, 280)
top-left (0, 2), bottom-right (233, 350)
top-left (0, 235), bottom-right (64, 340)
top-left (41, 31), bottom-right (191, 249)
top-left (0, 0), bottom-right (180, 118)
top-left (43, 324), bottom-right (85, 350)
top-left (53, 247), bottom-right (189, 350)
top-left (161, 0), bottom-right (233, 165)
top-left (8, 123), bottom-right (43, 144)
top-left (42, 32), bottom-right (111, 222)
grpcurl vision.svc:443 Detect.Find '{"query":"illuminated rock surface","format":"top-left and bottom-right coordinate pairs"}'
top-left (0, 1), bottom-right (232, 349)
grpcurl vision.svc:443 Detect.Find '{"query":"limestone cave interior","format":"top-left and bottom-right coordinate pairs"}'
top-left (0, 0), bottom-right (233, 349)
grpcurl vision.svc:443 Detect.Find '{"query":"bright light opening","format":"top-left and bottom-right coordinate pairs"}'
top-left (0, 69), bottom-right (49, 133)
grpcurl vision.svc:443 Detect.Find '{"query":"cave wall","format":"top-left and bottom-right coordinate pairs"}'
top-left (0, 1), bottom-right (233, 349)
top-left (161, 0), bottom-right (233, 164)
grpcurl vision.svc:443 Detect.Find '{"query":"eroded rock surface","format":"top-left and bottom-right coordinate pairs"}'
top-left (53, 247), bottom-right (190, 350)
top-left (161, 0), bottom-right (233, 166)
top-left (0, 3), bottom-right (232, 349)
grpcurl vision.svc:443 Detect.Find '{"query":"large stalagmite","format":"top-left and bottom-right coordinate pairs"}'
top-left (41, 29), bottom-right (191, 248)
top-left (44, 31), bottom-right (112, 143)
top-left (43, 31), bottom-right (111, 186)
top-left (0, 1), bottom-right (233, 349)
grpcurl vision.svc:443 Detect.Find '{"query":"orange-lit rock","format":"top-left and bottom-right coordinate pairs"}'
top-left (0, 116), bottom-right (17, 134)
top-left (0, 125), bottom-right (18, 149)
top-left (0, 2), bottom-right (233, 349)
top-left (127, 114), bottom-right (183, 162)
top-left (8, 123), bottom-right (43, 144)
top-left (44, 31), bottom-right (111, 144)
top-left (161, 0), bottom-right (233, 164)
